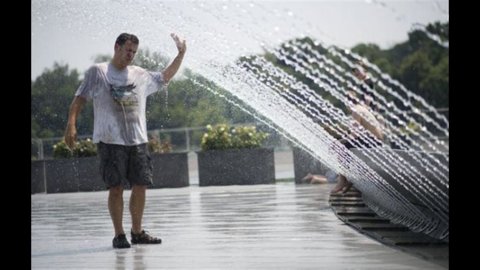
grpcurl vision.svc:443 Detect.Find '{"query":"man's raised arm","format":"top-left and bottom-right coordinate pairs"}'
top-left (162, 33), bottom-right (187, 83)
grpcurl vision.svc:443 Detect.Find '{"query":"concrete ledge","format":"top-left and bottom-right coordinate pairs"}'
top-left (350, 148), bottom-right (449, 240)
top-left (329, 188), bottom-right (448, 268)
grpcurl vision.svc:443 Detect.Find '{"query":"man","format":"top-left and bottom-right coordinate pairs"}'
top-left (64, 33), bottom-right (186, 249)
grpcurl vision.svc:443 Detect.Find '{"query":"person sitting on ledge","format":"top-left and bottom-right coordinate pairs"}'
top-left (351, 62), bottom-right (378, 113)
top-left (330, 89), bottom-right (384, 194)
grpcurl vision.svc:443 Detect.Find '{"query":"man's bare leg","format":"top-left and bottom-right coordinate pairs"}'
top-left (310, 175), bottom-right (328, 184)
top-left (108, 185), bottom-right (125, 236)
top-left (342, 181), bottom-right (353, 193)
top-left (130, 184), bottom-right (146, 234)
top-left (331, 175), bottom-right (348, 193)
top-left (302, 173), bottom-right (314, 183)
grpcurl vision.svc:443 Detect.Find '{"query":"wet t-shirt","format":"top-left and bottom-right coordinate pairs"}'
top-left (75, 62), bottom-right (165, 145)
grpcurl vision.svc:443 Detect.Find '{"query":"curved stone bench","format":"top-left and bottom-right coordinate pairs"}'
top-left (350, 148), bottom-right (449, 241)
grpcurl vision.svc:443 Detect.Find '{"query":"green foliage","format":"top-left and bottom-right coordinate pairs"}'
top-left (231, 126), bottom-right (269, 149)
top-left (73, 138), bottom-right (98, 157)
top-left (399, 51), bottom-right (432, 91)
top-left (31, 63), bottom-right (83, 138)
top-left (426, 21), bottom-right (449, 42)
top-left (350, 43), bottom-right (384, 61)
top-left (147, 135), bottom-right (173, 153)
top-left (399, 121), bottom-right (421, 135)
top-left (200, 124), bottom-right (232, 150)
top-left (133, 48), bottom-right (170, 70)
top-left (146, 69), bottom-right (254, 131)
top-left (53, 138), bottom-right (97, 159)
top-left (200, 124), bottom-right (269, 151)
top-left (52, 140), bottom-right (73, 159)
top-left (351, 21), bottom-right (448, 109)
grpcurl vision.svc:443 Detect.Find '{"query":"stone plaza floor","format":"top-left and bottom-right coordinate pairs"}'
top-left (31, 182), bottom-right (446, 269)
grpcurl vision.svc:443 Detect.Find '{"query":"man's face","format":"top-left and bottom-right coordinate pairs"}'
top-left (115, 40), bottom-right (138, 66)
top-left (353, 68), bottom-right (363, 79)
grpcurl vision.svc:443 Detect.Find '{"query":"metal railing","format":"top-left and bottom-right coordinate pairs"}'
top-left (31, 123), bottom-right (293, 160)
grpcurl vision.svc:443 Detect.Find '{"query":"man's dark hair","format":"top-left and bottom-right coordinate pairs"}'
top-left (346, 90), bottom-right (360, 105)
top-left (115, 33), bottom-right (139, 46)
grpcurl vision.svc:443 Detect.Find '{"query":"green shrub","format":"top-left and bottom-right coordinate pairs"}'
top-left (148, 135), bottom-right (173, 153)
top-left (200, 124), bottom-right (269, 151)
top-left (73, 138), bottom-right (97, 157)
top-left (52, 138), bottom-right (97, 159)
top-left (399, 121), bottom-right (421, 136)
top-left (53, 140), bottom-right (74, 159)
top-left (231, 126), bottom-right (269, 149)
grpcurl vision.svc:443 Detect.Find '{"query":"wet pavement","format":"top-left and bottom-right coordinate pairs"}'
top-left (31, 183), bottom-right (446, 269)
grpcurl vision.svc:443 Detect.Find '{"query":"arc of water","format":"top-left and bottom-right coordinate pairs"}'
top-left (255, 48), bottom-right (446, 224)
top-left (177, 1), bottom-right (450, 238)
top-left (272, 47), bottom-right (452, 205)
top-left (242, 55), bottom-right (448, 226)
top-left (274, 45), bottom-right (449, 186)
top-left (293, 45), bottom-right (450, 187)
top-left (238, 57), bottom-right (440, 226)
top-left (286, 41), bottom-right (450, 173)
top-left (301, 42), bottom-right (450, 155)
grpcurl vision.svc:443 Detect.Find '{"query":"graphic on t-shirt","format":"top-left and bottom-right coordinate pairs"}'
top-left (110, 83), bottom-right (138, 107)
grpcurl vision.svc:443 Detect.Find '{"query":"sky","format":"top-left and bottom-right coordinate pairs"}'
top-left (31, 0), bottom-right (449, 81)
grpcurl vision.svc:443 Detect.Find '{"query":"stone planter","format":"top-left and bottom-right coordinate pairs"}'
top-left (32, 151), bottom-right (191, 193)
top-left (151, 152), bottom-right (189, 188)
top-left (44, 158), bottom-right (80, 193)
top-left (31, 160), bottom-right (46, 194)
top-left (31, 156), bottom-right (103, 194)
top-left (197, 148), bottom-right (275, 186)
top-left (76, 156), bottom-right (103, 192)
top-left (292, 147), bottom-right (329, 184)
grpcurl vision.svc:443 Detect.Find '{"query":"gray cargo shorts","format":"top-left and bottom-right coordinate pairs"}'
top-left (97, 142), bottom-right (153, 189)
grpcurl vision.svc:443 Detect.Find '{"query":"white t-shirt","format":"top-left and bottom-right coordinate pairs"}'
top-left (75, 62), bottom-right (165, 145)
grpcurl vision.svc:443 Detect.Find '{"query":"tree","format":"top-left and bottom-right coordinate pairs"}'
top-left (31, 63), bottom-right (85, 138)
top-left (426, 21), bottom-right (449, 42)
top-left (351, 21), bottom-right (449, 109)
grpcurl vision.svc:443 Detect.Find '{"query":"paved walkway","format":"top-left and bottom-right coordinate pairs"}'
top-left (31, 183), bottom-right (446, 269)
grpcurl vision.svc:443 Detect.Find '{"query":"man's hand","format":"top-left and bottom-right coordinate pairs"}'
top-left (162, 33), bottom-right (187, 83)
top-left (170, 33), bottom-right (186, 54)
top-left (64, 124), bottom-right (77, 150)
